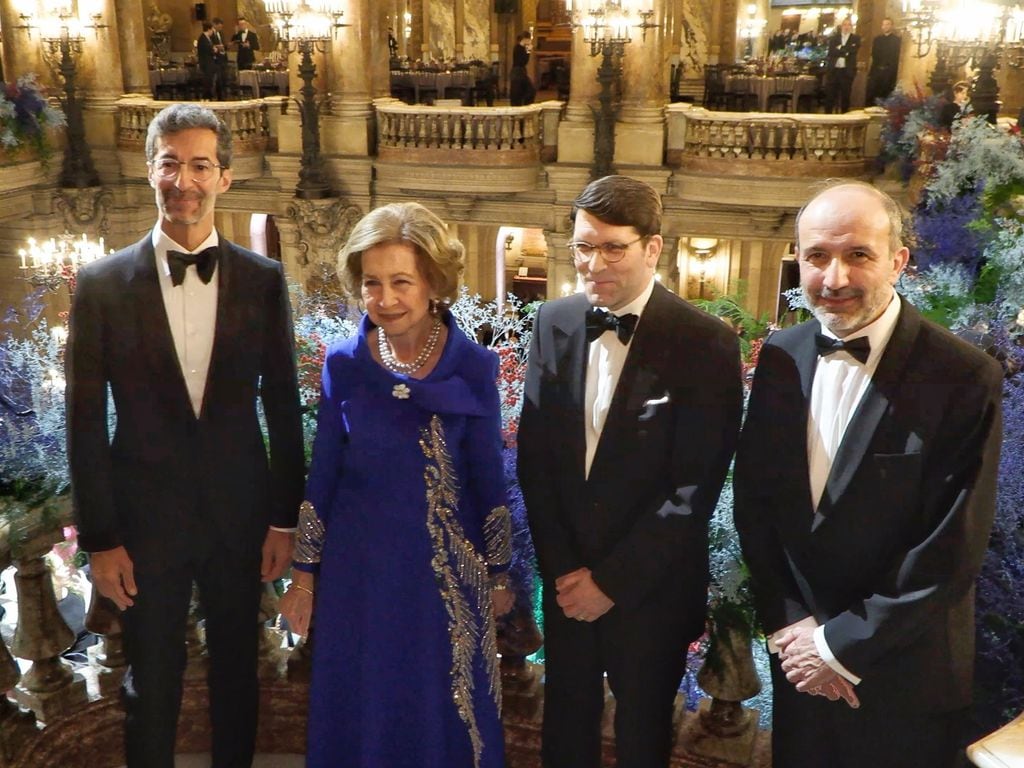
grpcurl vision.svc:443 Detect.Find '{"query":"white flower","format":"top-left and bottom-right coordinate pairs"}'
top-left (392, 383), bottom-right (411, 399)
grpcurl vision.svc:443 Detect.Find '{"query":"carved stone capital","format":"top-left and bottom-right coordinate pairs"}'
top-left (284, 197), bottom-right (364, 293)
top-left (52, 187), bottom-right (114, 236)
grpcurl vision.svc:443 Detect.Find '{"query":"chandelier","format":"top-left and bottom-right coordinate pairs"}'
top-left (564, 0), bottom-right (658, 54)
top-left (18, 232), bottom-right (112, 291)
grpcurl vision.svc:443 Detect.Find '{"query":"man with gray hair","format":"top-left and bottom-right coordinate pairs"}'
top-left (735, 181), bottom-right (1003, 767)
top-left (66, 103), bottom-right (305, 767)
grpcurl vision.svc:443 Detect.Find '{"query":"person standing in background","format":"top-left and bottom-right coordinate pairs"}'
top-left (509, 30), bottom-right (536, 107)
top-left (865, 18), bottom-right (901, 106)
top-left (232, 17), bottom-right (260, 71)
top-left (211, 17), bottom-right (228, 99)
top-left (825, 17), bottom-right (860, 113)
top-left (196, 22), bottom-right (217, 100)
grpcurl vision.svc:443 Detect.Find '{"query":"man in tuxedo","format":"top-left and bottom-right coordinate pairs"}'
top-left (865, 17), bottom-right (901, 106)
top-left (211, 18), bottom-right (228, 99)
top-left (65, 103), bottom-right (305, 768)
top-left (196, 22), bottom-right (217, 100)
top-left (734, 181), bottom-right (1003, 768)
top-left (825, 17), bottom-right (860, 113)
top-left (518, 175), bottom-right (742, 767)
top-left (232, 17), bottom-right (260, 71)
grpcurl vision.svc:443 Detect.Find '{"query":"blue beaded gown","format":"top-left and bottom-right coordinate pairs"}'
top-left (293, 313), bottom-right (510, 768)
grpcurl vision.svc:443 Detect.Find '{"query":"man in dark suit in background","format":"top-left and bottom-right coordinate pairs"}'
top-left (211, 17), bottom-right (228, 99)
top-left (518, 175), bottom-right (742, 768)
top-left (232, 17), bottom-right (260, 71)
top-left (196, 22), bottom-right (217, 100)
top-left (864, 17), bottom-right (901, 106)
top-left (735, 181), bottom-right (1003, 768)
top-left (66, 103), bottom-right (305, 768)
top-left (825, 17), bottom-right (860, 113)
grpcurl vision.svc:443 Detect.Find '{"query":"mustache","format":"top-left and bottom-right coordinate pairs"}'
top-left (162, 189), bottom-right (204, 201)
top-left (818, 287), bottom-right (862, 300)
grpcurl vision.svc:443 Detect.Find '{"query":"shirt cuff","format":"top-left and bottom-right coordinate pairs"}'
top-left (269, 526), bottom-right (297, 533)
top-left (813, 625), bottom-right (862, 685)
top-left (766, 615), bottom-right (819, 654)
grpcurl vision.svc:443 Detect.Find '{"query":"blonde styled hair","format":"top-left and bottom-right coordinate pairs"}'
top-left (340, 203), bottom-right (465, 302)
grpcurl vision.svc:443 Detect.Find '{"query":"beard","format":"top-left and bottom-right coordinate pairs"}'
top-left (157, 187), bottom-right (211, 226)
top-left (804, 284), bottom-right (883, 337)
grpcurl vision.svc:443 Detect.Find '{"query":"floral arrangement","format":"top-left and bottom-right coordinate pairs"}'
top-left (0, 74), bottom-right (66, 159)
top-left (876, 86), bottom-right (948, 181)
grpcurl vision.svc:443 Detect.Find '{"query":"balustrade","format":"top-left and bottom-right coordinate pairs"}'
top-left (666, 104), bottom-right (883, 175)
top-left (115, 98), bottom-right (273, 180)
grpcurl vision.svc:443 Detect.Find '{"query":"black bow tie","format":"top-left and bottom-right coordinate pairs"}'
top-left (815, 333), bottom-right (871, 364)
top-left (167, 247), bottom-right (219, 286)
top-left (585, 308), bottom-right (639, 345)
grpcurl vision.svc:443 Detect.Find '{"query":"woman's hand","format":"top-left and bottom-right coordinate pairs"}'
top-left (279, 573), bottom-right (315, 637)
top-left (491, 587), bottom-right (514, 618)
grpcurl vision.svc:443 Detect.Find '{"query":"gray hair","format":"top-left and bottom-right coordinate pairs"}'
top-left (340, 203), bottom-right (465, 302)
top-left (145, 103), bottom-right (233, 169)
top-left (794, 179), bottom-right (905, 254)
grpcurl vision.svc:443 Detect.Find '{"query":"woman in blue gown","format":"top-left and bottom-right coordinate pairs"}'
top-left (279, 202), bottom-right (513, 768)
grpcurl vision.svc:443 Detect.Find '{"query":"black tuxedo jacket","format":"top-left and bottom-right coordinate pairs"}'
top-left (734, 298), bottom-right (1003, 712)
top-left (518, 285), bottom-right (742, 640)
top-left (232, 29), bottom-right (260, 70)
top-left (65, 235), bottom-right (305, 573)
top-left (827, 32), bottom-right (861, 74)
top-left (197, 32), bottom-right (215, 72)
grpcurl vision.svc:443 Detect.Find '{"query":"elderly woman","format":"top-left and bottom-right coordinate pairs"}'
top-left (280, 202), bottom-right (513, 768)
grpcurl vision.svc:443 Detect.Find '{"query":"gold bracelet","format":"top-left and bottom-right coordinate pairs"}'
top-left (292, 583), bottom-right (314, 597)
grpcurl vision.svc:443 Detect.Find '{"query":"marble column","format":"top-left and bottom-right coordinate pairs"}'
top-left (114, 0), bottom-right (150, 94)
top-left (557, 27), bottom-right (601, 166)
top-left (616, 0), bottom-right (667, 166)
top-left (324, 0), bottom-right (375, 158)
top-left (0, 0), bottom-right (49, 85)
top-left (74, 0), bottom-right (125, 99)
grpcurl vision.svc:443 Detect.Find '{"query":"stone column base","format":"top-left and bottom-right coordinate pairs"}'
top-left (13, 673), bottom-right (89, 725)
top-left (614, 121), bottom-right (667, 167)
top-left (677, 698), bottom-right (760, 766)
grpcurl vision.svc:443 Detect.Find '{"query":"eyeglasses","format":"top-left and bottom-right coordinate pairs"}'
top-left (567, 236), bottom-right (645, 264)
top-left (149, 158), bottom-right (225, 182)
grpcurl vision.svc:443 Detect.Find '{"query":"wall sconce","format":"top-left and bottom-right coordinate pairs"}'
top-left (689, 237), bottom-right (718, 299)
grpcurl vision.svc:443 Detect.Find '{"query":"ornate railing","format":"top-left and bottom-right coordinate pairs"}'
top-left (666, 104), bottom-right (884, 175)
top-left (375, 101), bottom-right (559, 163)
top-left (114, 97), bottom-right (275, 181)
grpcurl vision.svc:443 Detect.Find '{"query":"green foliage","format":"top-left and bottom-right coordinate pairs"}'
top-left (691, 286), bottom-right (771, 361)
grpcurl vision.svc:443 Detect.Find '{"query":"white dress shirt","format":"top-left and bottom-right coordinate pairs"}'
top-left (805, 291), bottom-right (902, 685)
top-left (584, 278), bottom-right (656, 478)
top-left (153, 227), bottom-right (219, 418)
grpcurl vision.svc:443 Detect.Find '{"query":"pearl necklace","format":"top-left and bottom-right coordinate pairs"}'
top-left (378, 316), bottom-right (442, 375)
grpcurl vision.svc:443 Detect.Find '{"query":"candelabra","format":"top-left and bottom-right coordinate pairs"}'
top-left (18, 232), bottom-right (113, 292)
top-left (565, 0), bottom-right (659, 180)
top-left (904, 0), bottom-right (942, 57)
top-left (263, 0), bottom-right (347, 199)
top-left (16, 5), bottom-right (106, 188)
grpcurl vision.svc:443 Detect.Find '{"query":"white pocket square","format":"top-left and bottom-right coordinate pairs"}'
top-left (642, 395), bottom-right (670, 407)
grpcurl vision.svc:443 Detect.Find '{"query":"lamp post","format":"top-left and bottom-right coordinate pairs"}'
top-left (17, 6), bottom-right (106, 188)
top-left (263, 0), bottom-right (346, 200)
top-left (566, 0), bottom-right (658, 181)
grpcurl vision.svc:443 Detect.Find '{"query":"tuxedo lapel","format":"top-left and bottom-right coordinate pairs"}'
top-left (551, 300), bottom-right (589, 479)
top-left (129, 238), bottom-right (195, 418)
top-left (589, 284), bottom-right (666, 473)
top-left (200, 240), bottom-right (245, 421)
top-left (816, 298), bottom-right (921, 518)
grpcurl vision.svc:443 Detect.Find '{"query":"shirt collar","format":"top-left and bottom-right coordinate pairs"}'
top-left (609, 276), bottom-right (656, 319)
top-left (819, 290), bottom-right (901, 367)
